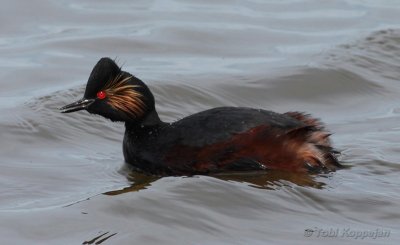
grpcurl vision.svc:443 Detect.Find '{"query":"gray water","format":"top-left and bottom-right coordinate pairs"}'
top-left (0, 0), bottom-right (399, 244)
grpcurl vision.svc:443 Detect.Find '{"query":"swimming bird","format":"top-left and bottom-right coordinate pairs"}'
top-left (60, 57), bottom-right (341, 175)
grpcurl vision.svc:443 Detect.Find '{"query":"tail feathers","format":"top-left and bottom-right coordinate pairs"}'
top-left (282, 114), bottom-right (342, 172)
top-left (284, 111), bottom-right (325, 129)
top-left (315, 144), bottom-right (341, 156)
top-left (298, 142), bottom-right (341, 173)
top-left (314, 144), bottom-right (342, 172)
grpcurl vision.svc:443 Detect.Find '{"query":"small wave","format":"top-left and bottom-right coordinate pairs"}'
top-left (324, 29), bottom-right (400, 83)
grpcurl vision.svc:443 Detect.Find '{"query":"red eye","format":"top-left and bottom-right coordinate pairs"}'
top-left (96, 91), bottom-right (106, 99)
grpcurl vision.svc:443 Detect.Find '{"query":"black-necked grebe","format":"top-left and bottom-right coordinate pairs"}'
top-left (60, 57), bottom-right (341, 175)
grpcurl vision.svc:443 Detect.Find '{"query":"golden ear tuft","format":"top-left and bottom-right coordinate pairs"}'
top-left (102, 73), bottom-right (146, 118)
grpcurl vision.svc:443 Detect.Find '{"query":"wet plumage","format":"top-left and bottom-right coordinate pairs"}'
top-left (60, 57), bottom-right (341, 175)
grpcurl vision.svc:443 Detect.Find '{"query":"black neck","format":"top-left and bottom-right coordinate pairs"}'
top-left (125, 109), bottom-right (168, 135)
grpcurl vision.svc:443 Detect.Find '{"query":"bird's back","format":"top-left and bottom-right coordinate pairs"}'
top-left (160, 107), bottom-right (304, 147)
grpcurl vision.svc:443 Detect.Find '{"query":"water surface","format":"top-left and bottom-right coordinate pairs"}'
top-left (1, 1), bottom-right (400, 244)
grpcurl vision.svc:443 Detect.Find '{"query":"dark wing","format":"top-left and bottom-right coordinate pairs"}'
top-left (160, 107), bottom-right (304, 147)
top-left (154, 107), bottom-right (340, 174)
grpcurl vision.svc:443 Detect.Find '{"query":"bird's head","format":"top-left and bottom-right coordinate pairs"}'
top-left (60, 57), bottom-right (155, 123)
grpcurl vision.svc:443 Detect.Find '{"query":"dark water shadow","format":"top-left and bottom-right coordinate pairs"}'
top-left (211, 170), bottom-right (328, 189)
top-left (103, 164), bottom-right (342, 196)
top-left (103, 171), bottom-right (161, 196)
top-left (82, 231), bottom-right (117, 245)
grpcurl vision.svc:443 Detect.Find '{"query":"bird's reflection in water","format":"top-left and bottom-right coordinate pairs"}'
top-left (103, 164), bottom-right (161, 196)
top-left (212, 170), bottom-right (327, 189)
top-left (103, 164), bottom-right (327, 196)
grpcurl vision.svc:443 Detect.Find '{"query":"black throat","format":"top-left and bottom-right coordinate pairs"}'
top-left (125, 109), bottom-right (169, 136)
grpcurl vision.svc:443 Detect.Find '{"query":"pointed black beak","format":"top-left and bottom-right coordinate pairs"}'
top-left (59, 98), bottom-right (95, 113)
